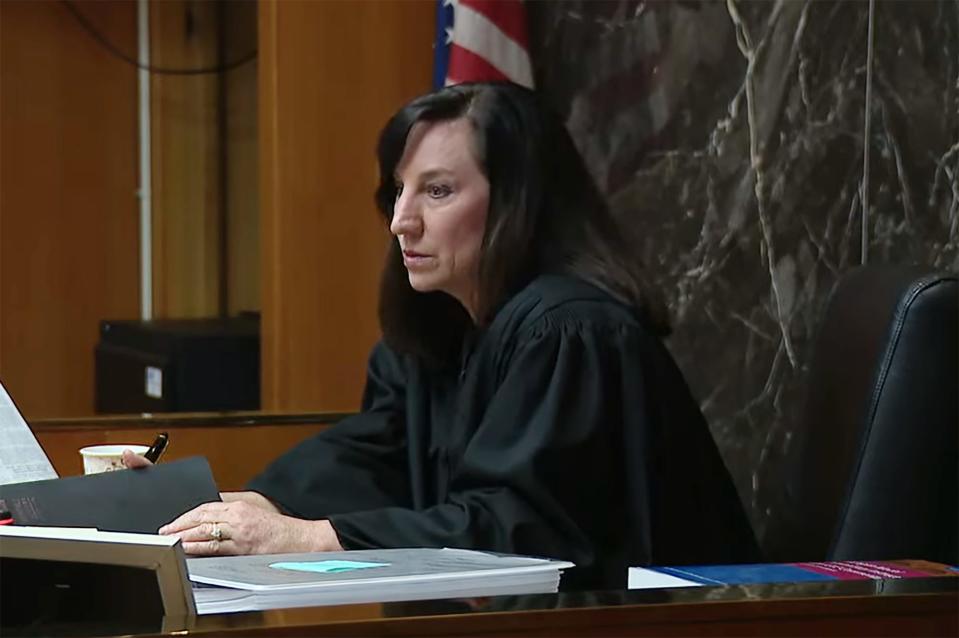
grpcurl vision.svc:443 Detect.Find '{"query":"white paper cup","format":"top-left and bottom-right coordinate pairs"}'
top-left (79, 444), bottom-right (150, 475)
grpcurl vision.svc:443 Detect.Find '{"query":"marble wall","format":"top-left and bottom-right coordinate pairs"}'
top-left (525, 0), bottom-right (958, 548)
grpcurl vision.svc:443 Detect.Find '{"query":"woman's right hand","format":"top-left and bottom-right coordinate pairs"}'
top-left (121, 449), bottom-right (153, 469)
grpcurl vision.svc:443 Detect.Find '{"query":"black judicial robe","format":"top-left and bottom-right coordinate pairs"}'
top-left (248, 275), bottom-right (760, 589)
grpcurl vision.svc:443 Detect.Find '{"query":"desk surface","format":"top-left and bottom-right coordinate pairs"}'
top-left (11, 575), bottom-right (957, 637)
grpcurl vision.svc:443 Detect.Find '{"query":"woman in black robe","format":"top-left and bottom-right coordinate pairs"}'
top-left (145, 82), bottom-right (760, 589)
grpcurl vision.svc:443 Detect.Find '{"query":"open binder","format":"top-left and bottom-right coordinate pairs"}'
top-left (0, 456), bottom-right (221, 534)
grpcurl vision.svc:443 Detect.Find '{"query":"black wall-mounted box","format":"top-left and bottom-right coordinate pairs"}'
top-left (94, 316), bottom-right (259, 414)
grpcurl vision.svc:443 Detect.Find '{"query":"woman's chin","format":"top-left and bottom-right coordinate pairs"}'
top-left (407, 274), bottom-right (438, 293)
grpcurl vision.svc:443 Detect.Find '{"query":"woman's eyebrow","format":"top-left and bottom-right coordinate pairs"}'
top-left (396, 168), bottom-right (455, 183)
top-left (423, 168), bottom-right (456, 180)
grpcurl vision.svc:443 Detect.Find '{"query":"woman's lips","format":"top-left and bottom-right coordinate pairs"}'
top-left (402, 251), bottom-right (433, 268)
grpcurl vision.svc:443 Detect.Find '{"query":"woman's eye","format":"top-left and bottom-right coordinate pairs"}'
top-left (394, 183), bottom-right (404, 199)
top-left (426, 184), bottom-right (452, 199)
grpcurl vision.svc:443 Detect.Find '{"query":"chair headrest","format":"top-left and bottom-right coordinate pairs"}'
top-left (789, 264), bottom-right (957, 562)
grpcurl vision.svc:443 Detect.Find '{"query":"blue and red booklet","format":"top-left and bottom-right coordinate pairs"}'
top-left (628, 560), bottom-right (959, 589)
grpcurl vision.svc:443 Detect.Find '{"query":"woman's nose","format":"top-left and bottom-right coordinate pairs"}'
top-left (390, 192), bottom-right (422, 238)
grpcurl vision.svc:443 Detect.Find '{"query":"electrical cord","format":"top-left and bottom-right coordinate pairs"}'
top-left (61, 0), bottom-right (256, 75)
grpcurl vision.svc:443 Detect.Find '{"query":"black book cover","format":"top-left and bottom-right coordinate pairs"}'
top-left (0, 456), bottom-right (220, 533)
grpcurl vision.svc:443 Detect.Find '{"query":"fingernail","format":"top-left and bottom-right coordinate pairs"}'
top-left (158, 526), bottom-right (168, 534)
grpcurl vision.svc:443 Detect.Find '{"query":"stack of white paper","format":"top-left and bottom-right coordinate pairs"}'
top-left (189, 548), bottom-right (575, 614)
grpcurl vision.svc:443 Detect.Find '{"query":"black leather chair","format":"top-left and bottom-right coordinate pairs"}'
top-left (769, 264), bottom-right (957, 564)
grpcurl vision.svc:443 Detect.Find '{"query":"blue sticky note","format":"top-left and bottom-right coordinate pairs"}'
top-left (268, 560), bottom-right (389, 574)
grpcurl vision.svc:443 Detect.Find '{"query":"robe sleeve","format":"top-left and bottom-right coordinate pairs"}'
top-left (246, 342), bottom-right (413, 518)
top-left (328, 317), bottom-right (638, 575)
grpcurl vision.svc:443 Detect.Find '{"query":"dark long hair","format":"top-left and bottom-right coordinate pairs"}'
top-left (375, 82), bottom-right (669, 367)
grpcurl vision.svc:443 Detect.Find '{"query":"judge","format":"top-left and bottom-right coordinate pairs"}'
top-left (126, 82), bottom-right (759, 589)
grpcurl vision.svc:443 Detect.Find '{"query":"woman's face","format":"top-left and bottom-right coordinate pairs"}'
top-left (390, 118), bottom-right (490, 318)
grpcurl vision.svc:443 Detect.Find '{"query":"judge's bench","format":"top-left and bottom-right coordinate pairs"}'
top-left (4, 578), bottom-right (958, 637)
top-left (8, 410), bottom-right (958, 637)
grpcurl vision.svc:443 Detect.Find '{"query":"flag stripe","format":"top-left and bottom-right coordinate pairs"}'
top-left (450, 2), bottom-right (533, 87)
top-left (446, 44), bottom-right (511, 85)
top-left (458, 0), bottom-right (529, 50)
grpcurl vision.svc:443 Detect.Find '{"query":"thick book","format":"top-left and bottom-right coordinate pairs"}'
top-left (189, 548), bottom-right (575, 614)
top-left (0, 456), bottom-right (221, 534)
top-left (628, 559), bottom-right (959, 589)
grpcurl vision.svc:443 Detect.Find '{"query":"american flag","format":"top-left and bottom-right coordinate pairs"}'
top-left (433, 0), bottom-right (534, 89)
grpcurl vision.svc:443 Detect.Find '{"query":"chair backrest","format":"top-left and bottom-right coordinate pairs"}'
top-left (779, 264), bottom-right (957, 564)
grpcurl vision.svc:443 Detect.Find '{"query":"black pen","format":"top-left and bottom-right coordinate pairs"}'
top-left (143, 432), bottom-right (170, 463)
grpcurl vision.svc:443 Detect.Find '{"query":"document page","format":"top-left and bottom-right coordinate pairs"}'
top-left (0, 526), bottom-right (177, 546)
top-left (0, 382), bottom-right (57, 485)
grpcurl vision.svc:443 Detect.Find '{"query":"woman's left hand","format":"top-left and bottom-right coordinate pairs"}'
top-left (158, 501), bottom-right (343, 556)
